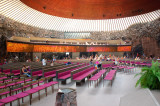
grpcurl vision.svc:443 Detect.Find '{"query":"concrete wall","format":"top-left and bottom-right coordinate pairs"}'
top-left (72, 52), bottom-right (80, 59)
top-left (98, 52), bottom-right (124, 57)
top-left (33, 53), bottom-right (42, 62)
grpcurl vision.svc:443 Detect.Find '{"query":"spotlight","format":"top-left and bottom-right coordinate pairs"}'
top-left (43, 6), bottom-right (46, 10)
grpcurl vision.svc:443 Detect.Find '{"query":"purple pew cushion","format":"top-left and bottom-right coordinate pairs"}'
top-left (12, 70), bottom-right (20, 75)
top-left (44, 71), bottom-right (56, 77)
top-left (45, 74), bottom-right (56, 78)
top-left (45, 81), bottom-right (58, 86)
top-left (13, 92), bottom-right (29, 98)
top-left (0, 76), bottom-right (7, 80)
top-left (0, 96), bottom-right (17, 103)
top-left (0, 102), bottom-right (4, 106)
top-left (32, 70), bottom-right (42, 76)
top-left (104, 70), bottom-right (116, 80)
top-left (58, 74), bottom-right (71, 79)
top-left (104, 76), bottom-right (113, 80)
top-left (33, 86), bottom-right (46, 90)
top-left (24, 89), bottom-right (38, 94)
top-left (73, 69), bottom-right (95, 80)
top-left (3, 69), bottom-right (10, 74)
top-left (0, 91), bottom-right (10, 96)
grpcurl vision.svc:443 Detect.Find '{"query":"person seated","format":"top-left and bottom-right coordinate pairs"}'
top-left (42, 58), bottom-right (47, 66)
top-left (8, 59), bottom-right (12, 63)
top-left (50, 60), bottom-right (54, 66)
top-left (26, 66), bottom-right (31, 73)
top-left (94, 54), bottom-right (98, 60)
top-left (66, 62), bottom-right (71, 65)
top-left (135, 57), bottom-right (138, 60)
top-left (157, 57), bottom-right (160, 60)
top-left (106, 57), bottom-right (110, 61)
top-left (97, 59), bottom-right (102, 69)
top-left (121, 57), bottom-right (124, 60)
top-left (137, 57), bottom-right (140, 60)
top-left (114, 58), bottom-right (118, 65)
top-left (15, 55), bottom-right (19, 61)
top-left (28, 59), bottom-right (31, 62)
top-left (53, 57), bottom-right (56, 62)
top-left (89, 58), bottom-right (93, 65)
top-left (76, 57), bottom-right (79, 60)
top-left (22, 65), bottom-right (31, 77)
top-left (94, 60), bottom-right (99, 69)
top-left (4, 59), bottom-right (7, 64)
top-left (26, 59), bottom-right (29, 62)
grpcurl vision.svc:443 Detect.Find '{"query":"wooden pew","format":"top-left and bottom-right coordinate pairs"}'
top-left (71, 65), bottom-right (96, 86)
top-left (56, 64), bottom-right (84, 84)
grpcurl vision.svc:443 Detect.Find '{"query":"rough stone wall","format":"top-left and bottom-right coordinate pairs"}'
top-left (132, 37), bottom-right (160, 57)
top-left (90, 18), bottom-right (160, 41)
top-left (0, 14), bottom-right (159, 41)
top-left (0, 14), bottom-right (160, 57)
top-left (0, 14), bottom-right (65, 39)
top-left (90, 18), bottom-right (160, 57)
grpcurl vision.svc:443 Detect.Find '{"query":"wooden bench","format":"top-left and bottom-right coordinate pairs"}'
top-left (2, 69), bottom-right (11, 75)
top-left (71, 66), bottom-right (96, 86)
top-left (30, 68), bottom-right (43, 80)
top-left (56, 64), bottom-right (85, 84)
top-left (43, 64), bottom-right (73, 78)
top-left (103, 70), bottom-right (117, 86)
top-left (89, 69), bottom-right (107, 87)
top-left (56, 64), bottom-right (84, 79)
top-left (43, 64), bottom-right (78, 82)
top-left (12, 69), bottom-right (20, 76)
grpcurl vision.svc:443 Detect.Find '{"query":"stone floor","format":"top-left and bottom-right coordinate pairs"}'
top-left (7, 67), bottom-right (160, 106)
top-left (151, 90), bottom-right (160, 105)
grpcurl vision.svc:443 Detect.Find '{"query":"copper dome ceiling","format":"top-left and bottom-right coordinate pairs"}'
top-left (1, 0), bottom-right (160, 32)
top-left (20, 0), bottom-right (160, 19)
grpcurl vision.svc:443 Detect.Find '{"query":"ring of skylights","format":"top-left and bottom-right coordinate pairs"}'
top-left (0, 0), bottom-right (160, 32)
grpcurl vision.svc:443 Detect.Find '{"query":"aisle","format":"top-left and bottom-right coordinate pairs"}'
top-left (9, 68), bottom-right (141, 106)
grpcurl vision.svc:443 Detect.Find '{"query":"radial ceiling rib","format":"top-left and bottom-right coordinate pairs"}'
top-left (0, 0), bottom-right (159, 32)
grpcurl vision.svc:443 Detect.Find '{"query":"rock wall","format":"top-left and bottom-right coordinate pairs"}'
top-left (0, 35), bottom-right (7, 60)
top-left (0, 14), bottom-right (160, 57)
top-left (0, 14), bottom-right (159, 41)
top-left (90, 18), bottom-right (160, 41)
top-left (132, 37), bottom-right (160, 57)
top-left (0, 15), bottom-right (65, 39)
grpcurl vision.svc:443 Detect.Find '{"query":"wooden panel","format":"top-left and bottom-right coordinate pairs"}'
top-left (33, 45), bottom-right (86, 52)
top-left (117, 46), bottom-right (131, 52)
top-left (7, 41), bottom-right (131, 52)
top-left (87, 46), bottom-right (117, 52)
top-left (7, 42), bottom-right (34, 52)
top-left (21, 0), bottom-right (160, 19)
